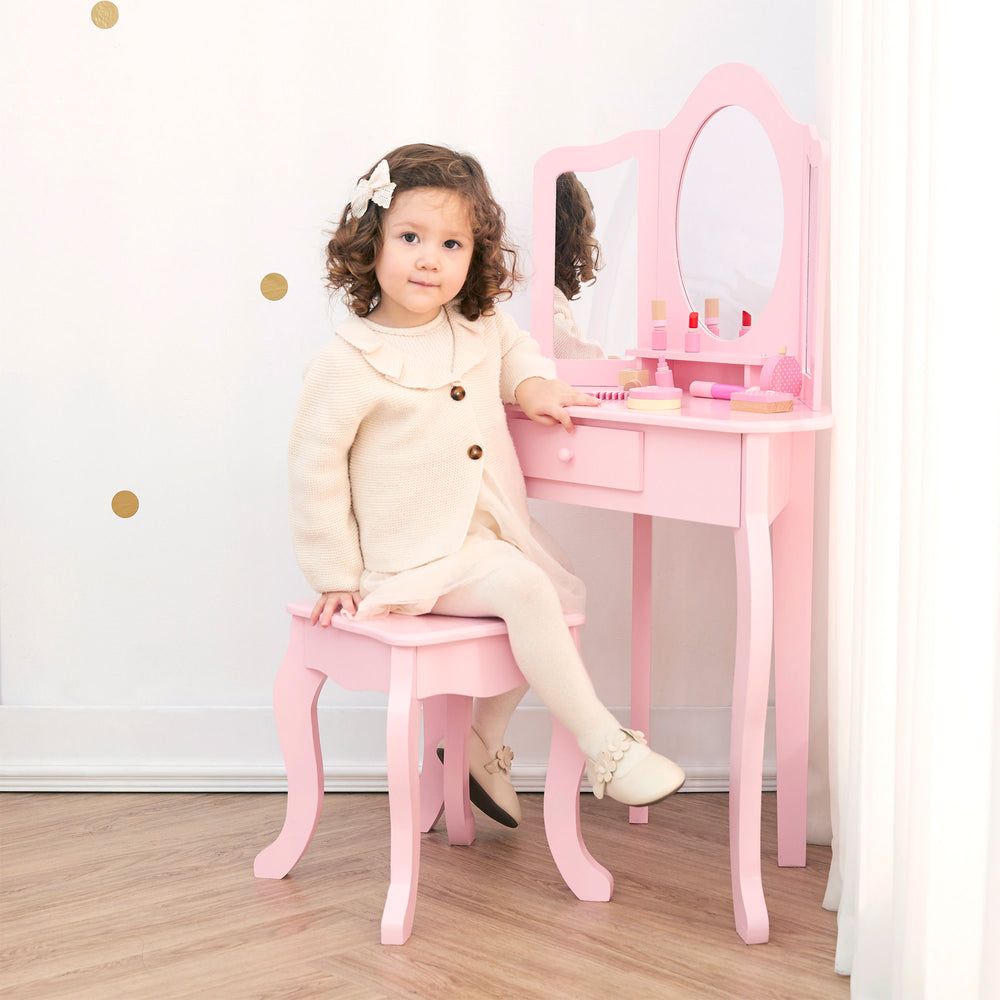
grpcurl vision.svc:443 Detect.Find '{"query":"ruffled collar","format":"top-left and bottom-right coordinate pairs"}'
top-left (336, 306), bottom-right (487, 389)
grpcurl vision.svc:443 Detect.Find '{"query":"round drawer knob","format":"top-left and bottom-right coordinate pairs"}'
top-left (467, 445), bottom-right (483, 460)
top-left (450, 385), bottom-right (466, 401)
top-left (557, 447), bottom-right (573, 463)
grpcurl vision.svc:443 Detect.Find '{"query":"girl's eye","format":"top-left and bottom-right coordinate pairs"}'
top-left (401, 232), bottom-right (418, 244)
top-left (444, 239), bottom-right (462, 250)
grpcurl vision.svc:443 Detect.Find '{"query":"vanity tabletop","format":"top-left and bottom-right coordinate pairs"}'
top-left (508, 395), bottom-right (833, 435)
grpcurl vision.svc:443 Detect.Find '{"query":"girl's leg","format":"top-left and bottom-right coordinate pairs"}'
top-left (472, 684), bottom-right (528, 759)
top-left (432, 543), bottom-right (684, 806)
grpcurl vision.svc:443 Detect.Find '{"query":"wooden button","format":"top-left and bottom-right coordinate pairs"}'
top-left (450, 385), bottom-right (466, 401)
top-left (467, 445), bottom-right (483, 460)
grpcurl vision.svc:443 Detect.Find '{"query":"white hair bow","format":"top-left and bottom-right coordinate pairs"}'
top-left (348, 159), bottom-right (396, 220)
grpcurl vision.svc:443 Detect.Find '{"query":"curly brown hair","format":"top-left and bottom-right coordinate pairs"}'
top-left (554, 172), bottom-right (603, 300)
top-left (325, 143), bottom-right (520, 321)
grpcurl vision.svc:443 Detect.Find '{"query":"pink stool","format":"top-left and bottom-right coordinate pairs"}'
top-left (254, 601), bottom-right (613, 944)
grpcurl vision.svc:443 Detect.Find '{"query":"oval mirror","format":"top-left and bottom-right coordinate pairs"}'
top-left (677, 107), bottom-right (783, 340)
top-left (552, 159), bottom-right (638, 359)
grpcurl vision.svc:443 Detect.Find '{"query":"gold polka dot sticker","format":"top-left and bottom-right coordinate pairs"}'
top-left (91, 2), bottom-right (119, 28)
top-left (260, 272), bottom-right (288, 301)
top-left (112, 490), bottom-right (139, 518)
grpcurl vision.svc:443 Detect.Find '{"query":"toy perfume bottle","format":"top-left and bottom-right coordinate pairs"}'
top-left (685, 311), bottom-right (700, 353)
top-left (705, 298), bottom-right (719, 338)
top-left (654, 357), bottom-right (674, 388)
top-left (760, 346), bottom-right (803, 396)
top-left (651, 300), bottom-right (667, 350)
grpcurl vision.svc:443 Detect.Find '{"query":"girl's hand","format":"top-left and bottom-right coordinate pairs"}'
top-left (515, 377), bottom-right (599, 432)
top-left (310, 591), bottom-right (361, 627)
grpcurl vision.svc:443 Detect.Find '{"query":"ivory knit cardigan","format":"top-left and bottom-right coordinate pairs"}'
top-left (288, 306), bottom-right (556, 596)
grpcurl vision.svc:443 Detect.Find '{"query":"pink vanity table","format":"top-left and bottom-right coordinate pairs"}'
top-left (509, 63), bottom-right (832, 944)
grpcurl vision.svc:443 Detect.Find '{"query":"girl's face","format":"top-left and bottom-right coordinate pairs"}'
top-left (369, 187), bottom-right (475, 327)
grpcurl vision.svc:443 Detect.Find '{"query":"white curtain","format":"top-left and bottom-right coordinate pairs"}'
top-left (822, 1), bottom-right (1000, 997)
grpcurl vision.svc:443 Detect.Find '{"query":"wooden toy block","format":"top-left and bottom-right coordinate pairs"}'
top-left (617, 368), bottom-right (650, 387)
top-left (730, 389), bottom-right (795, 413)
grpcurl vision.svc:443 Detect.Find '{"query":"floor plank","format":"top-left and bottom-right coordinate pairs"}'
top-left (0, 792), bottom-right (847, 999)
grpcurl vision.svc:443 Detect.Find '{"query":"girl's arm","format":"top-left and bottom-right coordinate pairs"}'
top-left (496, 311), bottom-right (599, 429)
top-left (288, 348), bottom-right (367, 597)
top-left (514, 376), bottom-right (599, 432)
top-left (310, 591), bottom-right (362, 627)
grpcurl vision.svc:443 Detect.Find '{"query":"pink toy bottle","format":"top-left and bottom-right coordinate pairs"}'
top-left (654, 357), bottom-right (674, 388)
top-left (705, 298), bottom-right (720, 338)
top-left (760, 346), bottom-right (803, 396)
top-left (651, 300), bottom-right (667, 351)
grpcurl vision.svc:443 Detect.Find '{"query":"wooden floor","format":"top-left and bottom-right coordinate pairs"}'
top-left (1, 791), bottom-right (847, 1000)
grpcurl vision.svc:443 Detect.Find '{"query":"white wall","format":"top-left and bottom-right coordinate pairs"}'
top-left (0, 1), bottom-right (825, 833)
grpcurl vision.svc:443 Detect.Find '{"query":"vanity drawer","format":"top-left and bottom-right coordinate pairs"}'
top-left (508, 419), bottom-right (643, 491)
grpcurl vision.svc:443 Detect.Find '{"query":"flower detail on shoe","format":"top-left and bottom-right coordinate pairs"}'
top-left (585, 729), bottom-right (647, 800)
top-left (483, 745), bottom-right (514, 775)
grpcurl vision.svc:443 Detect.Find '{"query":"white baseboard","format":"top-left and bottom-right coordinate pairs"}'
top-left (0, 705), bottom-right (776, 793)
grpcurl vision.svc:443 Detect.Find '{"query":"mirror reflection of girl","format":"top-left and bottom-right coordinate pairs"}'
top-left (290, 144), bottom-right (684, 829)
top-left (553, 172), bottom-right (607, 359)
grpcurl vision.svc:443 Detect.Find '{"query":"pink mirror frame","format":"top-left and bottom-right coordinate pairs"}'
top-left (531, 63), bottom-right (829, 409)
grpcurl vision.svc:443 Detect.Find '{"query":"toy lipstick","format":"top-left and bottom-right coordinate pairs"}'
top-left (689, 381), bottom-right (746, 400)
top-left (685, 311), bottom-right (700, 353)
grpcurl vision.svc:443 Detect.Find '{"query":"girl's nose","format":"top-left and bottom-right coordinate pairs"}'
top-left (416, 248), bottom-right (440, 269)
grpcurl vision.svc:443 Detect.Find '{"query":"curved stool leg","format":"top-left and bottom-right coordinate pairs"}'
top-left (381, 649), bottom-right (421, 945)
top-left (544, 719), bottom-right (613, 901)
top-left (443, 695), bottom-right (475, 846)
top-left (254, 623), bottom-right (328, 879)
top-left (420, 695), bottom-right (446, 833)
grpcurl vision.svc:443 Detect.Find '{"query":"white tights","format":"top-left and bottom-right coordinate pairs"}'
top-left (430, 541), bottom-right (621, 760)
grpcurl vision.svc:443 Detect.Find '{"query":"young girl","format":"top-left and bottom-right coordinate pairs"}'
top-left (289, 143), bottom-right (684, 827)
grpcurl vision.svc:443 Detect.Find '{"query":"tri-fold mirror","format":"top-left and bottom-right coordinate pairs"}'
top-left (530, 63), bottom-right (828, 409)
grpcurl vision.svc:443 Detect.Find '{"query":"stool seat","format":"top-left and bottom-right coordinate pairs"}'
top-left (254, 601), bottom-right (613, 944)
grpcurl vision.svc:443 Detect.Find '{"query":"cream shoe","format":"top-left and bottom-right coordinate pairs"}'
top-left (437, 728), bottom-right (521, 828)
top-left (585, 728), bottom-right (685, 806)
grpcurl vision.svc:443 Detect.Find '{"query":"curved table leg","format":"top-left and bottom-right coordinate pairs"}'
top-left (630, 513), bottom-right (653, 826)
top-left (730, 436), bottom-right (774, 944)
top-left (254, 621), bottom-right (328, 879)
top-left (772, 431), bottom-right (815, 867)
top-left (381, 648), bottom-right (421, 945)
top-left (544, 719), bottom-right (614, 902)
